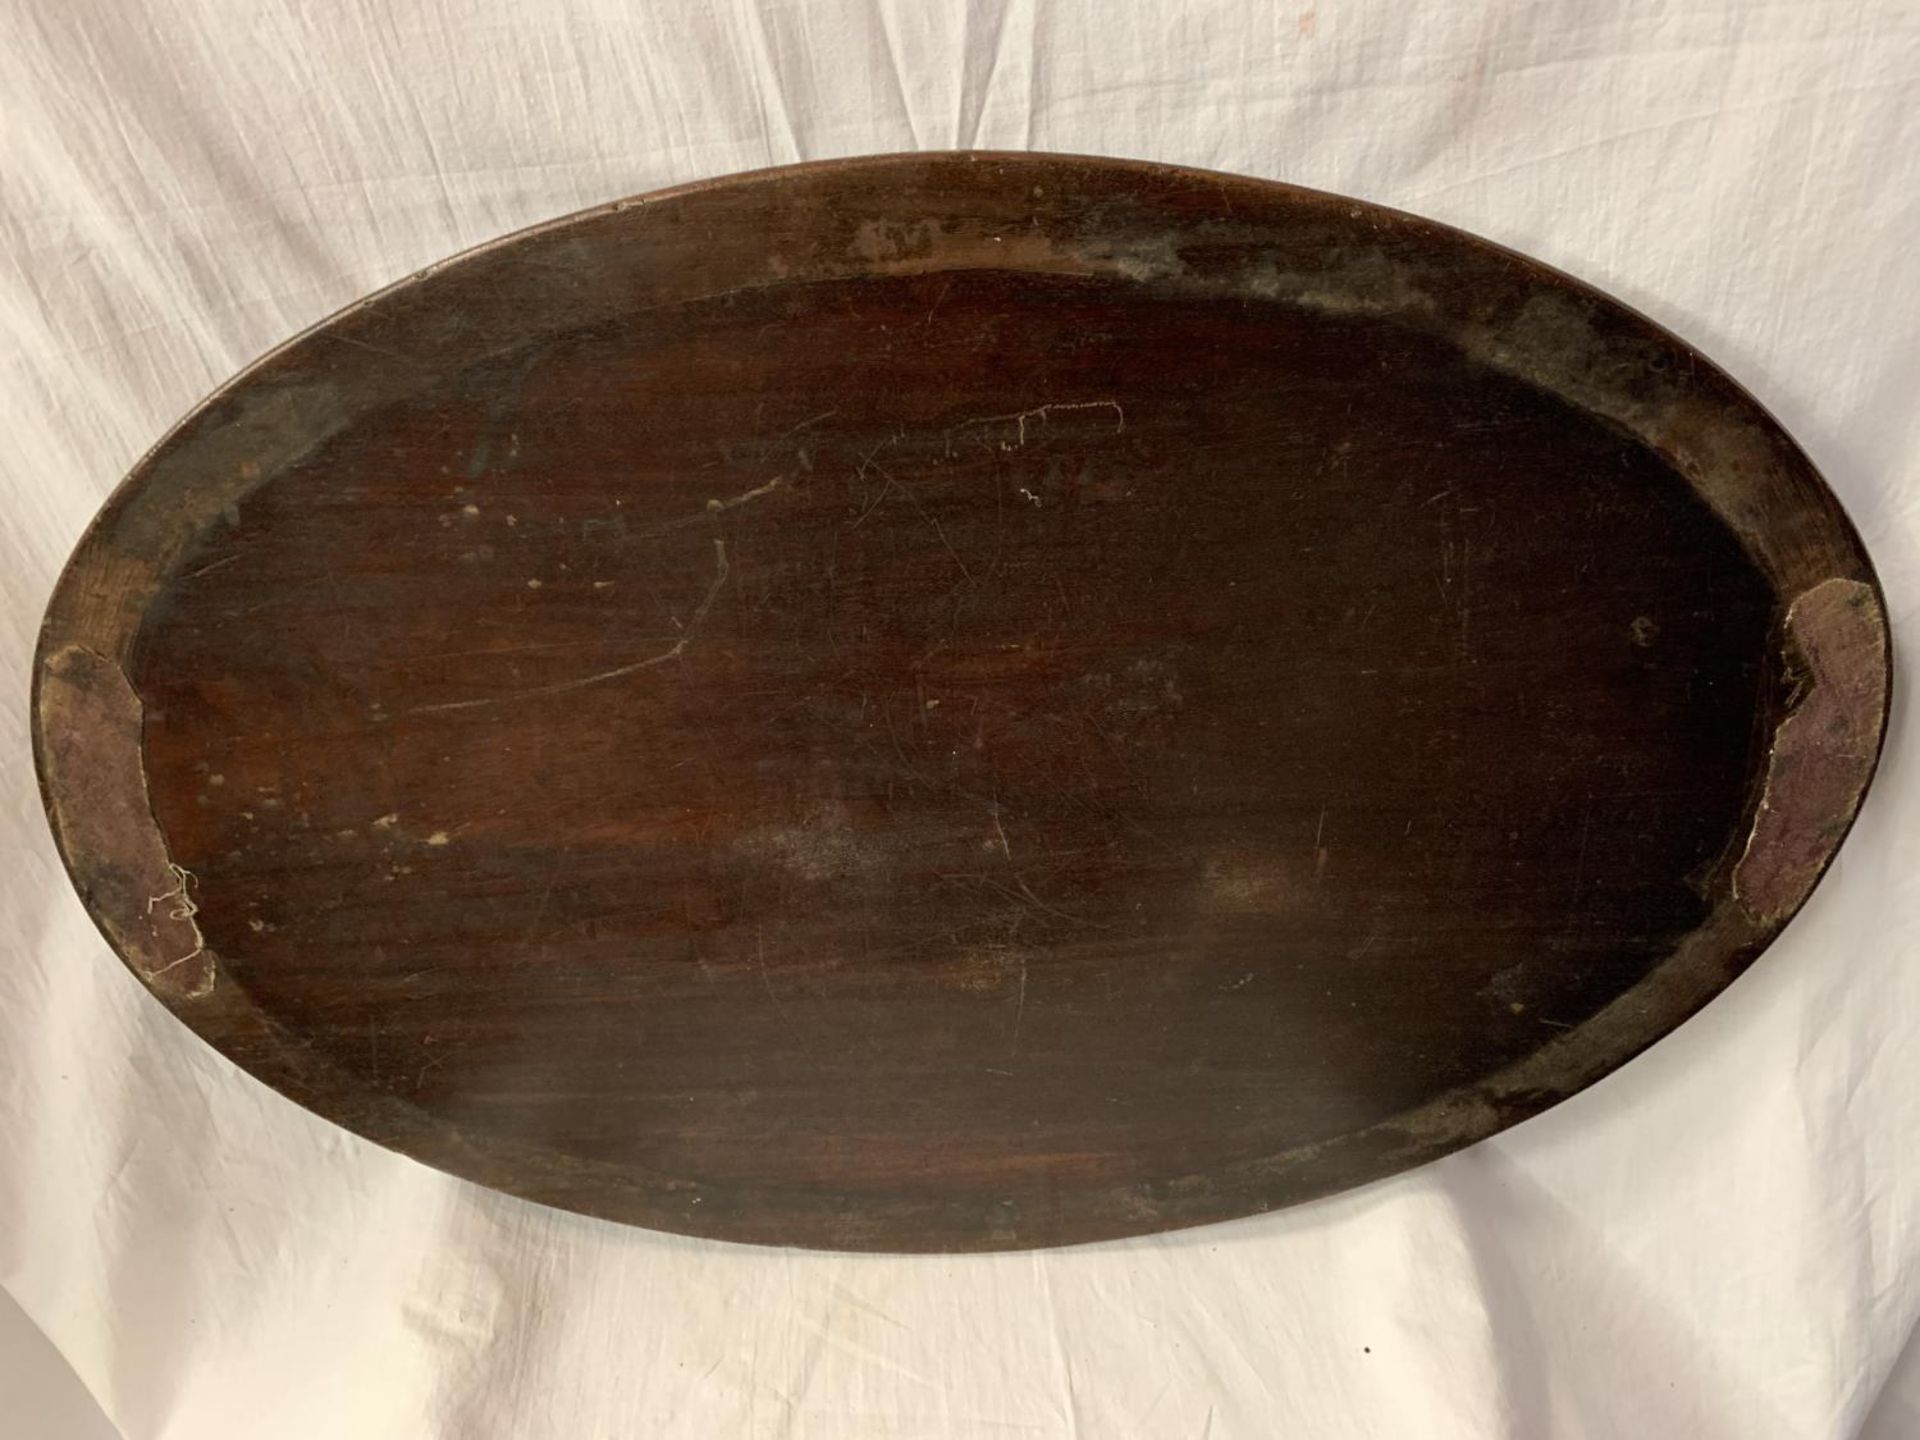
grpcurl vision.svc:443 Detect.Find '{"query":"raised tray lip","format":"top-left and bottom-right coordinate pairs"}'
top-left (29, 150), bottom-right (1895, 1252)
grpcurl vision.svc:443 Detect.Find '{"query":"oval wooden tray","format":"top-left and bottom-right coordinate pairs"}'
top-left (34, 153), bottom-right (1889, 1251)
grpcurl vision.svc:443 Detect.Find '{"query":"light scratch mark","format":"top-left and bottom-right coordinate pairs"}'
top-left (756, 929), bottom-right (793, 1023)
top-left (855, 433), bottom-right (899, 480)
top-left (1565, 800), bottom-right (1594, 937)
top-left (405, 539), bottom-right (730, 715)
top-left (184, 553), bottom-right (240, 581)
top-left (984, 874), bottom-right (1117, 932)
top-left (947, 398), bottom-right (1126, 455)
top-left (323, 330), bottom-right (411, 362)
top-left (708, 474), bottom-right (785, 512)
top-left (521, 849), bottom-right (564, 948)
top-left (1010, 957), bottom-right (1028, 1056)
top-left (145, 863), bottom-right (207, 975)
top-left (779, 409), bottom-right (838, 439)
top-left (874, 460), bottom-right (972, 581)
top-left (925, 279), bottom-right (954, 327)
top-left (849, 475), bottom-right (897, 528)
top-left (1460, 535), bottom-right (1473, 658)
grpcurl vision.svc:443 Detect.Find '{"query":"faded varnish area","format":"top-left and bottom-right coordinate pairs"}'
top-left (35, 154), bottom-right (1889, 1249)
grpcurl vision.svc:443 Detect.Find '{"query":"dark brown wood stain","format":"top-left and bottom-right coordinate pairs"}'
top-left (33, 153), bottom-right (1890, 1250)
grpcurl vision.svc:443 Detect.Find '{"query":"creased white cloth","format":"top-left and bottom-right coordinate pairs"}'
top-left (3, 2), bottom-right (1918, 1436)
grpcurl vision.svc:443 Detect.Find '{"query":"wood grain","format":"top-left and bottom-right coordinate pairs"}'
top-left (33, 153), bottom-right (1890, 1250)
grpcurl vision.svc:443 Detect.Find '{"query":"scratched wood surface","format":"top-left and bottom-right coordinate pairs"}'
top-left (33, 154), bottom-right (1890, 1250)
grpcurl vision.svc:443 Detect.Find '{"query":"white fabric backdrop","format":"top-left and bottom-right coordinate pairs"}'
top-left (3, 2), bottom-right (1917, 1435)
